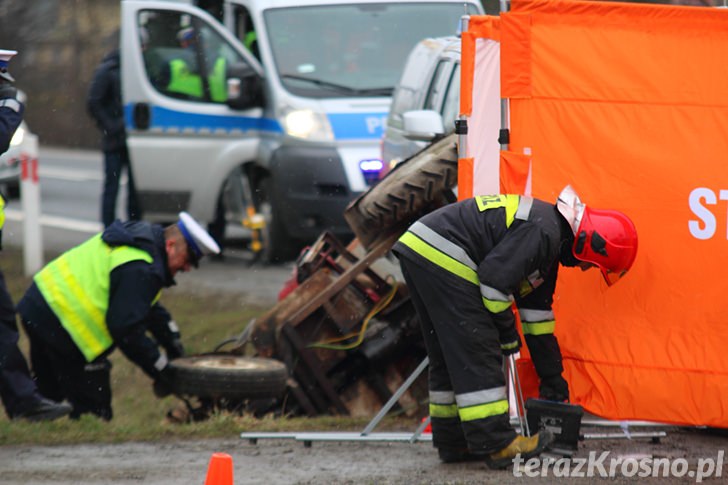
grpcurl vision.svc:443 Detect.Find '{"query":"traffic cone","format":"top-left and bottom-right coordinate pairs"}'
top-left (204, 452), bottom-right (233, 485)
top-left (420, 417), bottom-right (432, 434)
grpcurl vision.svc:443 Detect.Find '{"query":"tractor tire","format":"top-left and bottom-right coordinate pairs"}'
top-left (169, 354), bottom-right (288, 400)
top-left (344, 133), bottom-right (458, 250)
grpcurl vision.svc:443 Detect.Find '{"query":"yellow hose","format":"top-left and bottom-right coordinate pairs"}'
top-left (308, 276), bottom-right (398, 351)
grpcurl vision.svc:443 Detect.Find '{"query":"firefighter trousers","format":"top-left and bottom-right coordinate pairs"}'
top-left (399, 257), bottom-right (516, 454)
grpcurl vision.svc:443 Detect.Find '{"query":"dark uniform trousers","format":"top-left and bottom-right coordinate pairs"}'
top-left (0, 271), bottom-right (38, 416)
top-left (399, 257), bottom-right (516, 454)
top-left (21, 317), bottom-right (113, 421)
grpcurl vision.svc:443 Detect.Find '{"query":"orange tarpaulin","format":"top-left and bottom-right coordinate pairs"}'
top-left (459, 16), bottom-right (503, 197)
top-left (465, 0), bottom-right (728, 426)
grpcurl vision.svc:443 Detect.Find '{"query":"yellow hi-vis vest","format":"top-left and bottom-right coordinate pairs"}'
top-left (34, 234), bottom-right (155, 362)
top-left (167, 57), bottom-right (227, 102)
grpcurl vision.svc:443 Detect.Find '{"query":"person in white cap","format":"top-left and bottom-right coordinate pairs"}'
top-left (15, 212), bottom-right (219, 420)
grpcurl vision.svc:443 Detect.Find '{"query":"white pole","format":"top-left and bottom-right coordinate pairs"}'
top-left (20, 133), bottom-right (43, 276)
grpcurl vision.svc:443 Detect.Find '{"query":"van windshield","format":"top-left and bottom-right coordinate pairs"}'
top-left (264, 2), bottom-right (478, 98)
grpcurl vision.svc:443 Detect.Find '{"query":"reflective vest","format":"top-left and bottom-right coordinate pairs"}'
top-left (34, 234), bottom-right (156, 362)
top-left (167, 57), bottom-right (227, 102)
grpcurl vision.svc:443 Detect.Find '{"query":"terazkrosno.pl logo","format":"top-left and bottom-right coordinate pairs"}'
top-left (513, 450), bottom-right (724, 483)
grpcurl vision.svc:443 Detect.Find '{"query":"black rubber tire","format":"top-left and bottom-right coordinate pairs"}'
top-left (169, 354), bottom-right (288, 400)
top-left (343, 133), bottom-right (458, 249)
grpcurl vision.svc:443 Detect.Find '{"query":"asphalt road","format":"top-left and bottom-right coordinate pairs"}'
top-left (3, 427), bottom-right (727, 484)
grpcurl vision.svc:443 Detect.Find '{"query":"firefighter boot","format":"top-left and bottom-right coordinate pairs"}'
top-left (485, 429), bottom-right (554, 470)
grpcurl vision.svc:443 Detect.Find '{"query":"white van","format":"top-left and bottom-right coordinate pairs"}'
top-left (381, 35), bottom-right (461, 171)
top-left (120, 0), bottom-right (481, 261)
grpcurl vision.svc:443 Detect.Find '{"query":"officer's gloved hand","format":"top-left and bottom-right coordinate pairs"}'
top-left (153, 365), bottom-right (175, 398)
top-left (540, 374), bottom-right (570, 402)
top-left (499, 327), bottom-right (522, 356)
top-left (164, 338), bottom-right (185, 360)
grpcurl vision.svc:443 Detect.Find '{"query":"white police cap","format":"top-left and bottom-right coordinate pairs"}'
top-left (0, 50), bottom-right (17, 82)
top-left (177, 211), bottom-right (220, 266)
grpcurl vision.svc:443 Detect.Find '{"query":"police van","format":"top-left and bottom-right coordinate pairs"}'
top-left (120, 0), bottom-right (481, 261)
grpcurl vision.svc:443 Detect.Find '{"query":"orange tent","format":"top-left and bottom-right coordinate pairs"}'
top-left (461, 0), bottom-right (728, 427)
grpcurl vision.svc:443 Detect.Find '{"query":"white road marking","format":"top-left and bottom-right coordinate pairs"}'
top-left (39, 166), bottom-right (102, 182)
top-left (5, 209), bottom-right (102, 234)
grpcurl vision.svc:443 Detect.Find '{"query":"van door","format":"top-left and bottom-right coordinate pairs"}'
top-left (121, 0), bottom-right (266, 223)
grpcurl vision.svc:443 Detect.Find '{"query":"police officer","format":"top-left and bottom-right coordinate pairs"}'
top-left (0, 49), bottom-right (73, 421)
top-left (16, 212), bottom-right (219, 420)
top-left (392, 186), bottom-right (638, 468)
top-left (162, 27), bottom-right (227, 102)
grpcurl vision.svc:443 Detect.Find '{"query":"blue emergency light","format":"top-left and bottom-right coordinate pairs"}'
top-left (359, 158), bottom-right (384, 186)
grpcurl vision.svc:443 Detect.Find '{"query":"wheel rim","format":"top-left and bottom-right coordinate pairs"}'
top-left (180, 356), bottom-right (284, 371)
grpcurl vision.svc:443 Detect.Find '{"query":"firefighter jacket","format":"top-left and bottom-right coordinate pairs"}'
top-left (393, 194), bottom-right (574, 380)
top-left (17, 220), bottom-right (180, 379)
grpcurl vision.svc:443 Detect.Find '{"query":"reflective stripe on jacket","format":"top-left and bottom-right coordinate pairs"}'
top-left (397, 195), bottom-right (535, 313)
top-left (393, 195), bottom-right (566, 336)
top-left (34, 234), bottom-right (155, 362)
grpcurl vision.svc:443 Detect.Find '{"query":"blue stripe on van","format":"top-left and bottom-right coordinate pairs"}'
top-left (328, 112), bottom-right (388, 140)
top-left (124, 105), bottom-right (283, 133)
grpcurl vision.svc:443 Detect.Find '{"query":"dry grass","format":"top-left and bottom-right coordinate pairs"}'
top-left (0, 248), bottom-right (415, 445)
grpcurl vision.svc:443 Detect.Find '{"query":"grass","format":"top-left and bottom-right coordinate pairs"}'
top-left (0, 248), bottom-right (418, 446)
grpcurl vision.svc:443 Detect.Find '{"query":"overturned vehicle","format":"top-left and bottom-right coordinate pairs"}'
top-left (167, 134), bottom-right (458, 420)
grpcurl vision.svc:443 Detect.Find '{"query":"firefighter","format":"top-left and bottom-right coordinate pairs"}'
top-left (0, 49), bottom-right (73, 421)
top-left (392, 186), bottom-right (638, 469)
top-left (16, 212), bottom-right (220, 420)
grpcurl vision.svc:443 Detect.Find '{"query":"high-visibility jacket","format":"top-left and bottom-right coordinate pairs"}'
top-left (393, 194), bottom-right (571, 379)
top-left (167, 57), bottom-right (227, 102)
top-left (34, 234), bottom-right (159, 362)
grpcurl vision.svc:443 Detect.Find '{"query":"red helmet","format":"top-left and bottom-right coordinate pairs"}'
top-left (573, 207), bottom-right (638, 286)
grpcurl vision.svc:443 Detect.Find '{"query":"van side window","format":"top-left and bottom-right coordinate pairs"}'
top-left (232, 5), bottom-right (260, 61)
top-left (441, 63), bottom-right (460, 132)
top-left (423, 60), bottom-right (449, 111)
top-left (138, 10), bottom-right (250, 104)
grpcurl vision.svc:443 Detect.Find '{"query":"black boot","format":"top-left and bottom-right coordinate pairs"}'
top-left (13, 397), bottom-right (72, 422)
